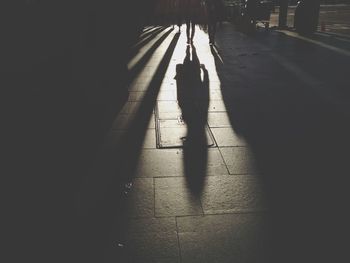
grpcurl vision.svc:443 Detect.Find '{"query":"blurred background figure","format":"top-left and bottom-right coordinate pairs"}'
top-left (180, 0), bottom-right (202, 44)
top-left (206, 0), bottom-right (224, 45)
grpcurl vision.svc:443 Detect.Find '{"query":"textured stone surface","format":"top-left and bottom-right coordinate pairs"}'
top-left (155, 177), bottom-right (203, 217)
top-left (201, 175), bottom-right (268, 214)
top-left (134, 148), bottom-right (227, 177)
top-left (157, 90), bottom-right (177, 101)
top-left (157, 126), bottom-right (215, 148)
top-left (142, 129), bottom-right (157, 149)
top-left (220, 147), bottom-right (258, 175)
top-left (211, 127), bottom-right (247, 146)
top-left (157, 101), bottom-right (181, 115)
top-left (127, 178), bottom-right (154, 218)
top-left (127, 232), bottom-right (180, 263)
top-left (207, 112), bottom-right (231, 127)
top-left (134, 149), bottom-right (184, 177)
top-left (128, 91), bottom-right (146, 101)
top-left (178, 231), bottom-right (240, 263)
top-left (177, 214), bottom-right (272, 263)
top-left (119, 101), bottom-right (142, 115)
top-left (208, 100), bottom-right (227, 112)
top-left (112, 113), bottom-right (155, 130)
top-left (127, 217), bottom-right (177, 234)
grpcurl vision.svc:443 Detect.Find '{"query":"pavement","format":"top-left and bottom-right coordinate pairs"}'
top-left (270, 4), bottom-right (350, 36)
top-left (77, 23), bottom-right (350, 263)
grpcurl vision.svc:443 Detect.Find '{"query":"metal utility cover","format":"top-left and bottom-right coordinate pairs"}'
top-left (156, 119), bottom-right (216, 148)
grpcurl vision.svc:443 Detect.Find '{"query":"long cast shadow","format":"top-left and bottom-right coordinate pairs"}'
top-left (176, 44), bottom-right (209, 195)
top-left (128, 27), bottom-right (174, 81)
top-left (211, 28), bottom-right (350, 262)
top-left (76, 31), bottom-right (180, 263)
top-left (129, 26), bottom-right (167, 58)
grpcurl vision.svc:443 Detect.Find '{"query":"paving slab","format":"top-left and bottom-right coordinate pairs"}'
top-left (110, 128), bottom-right (156, 149)
top-left (157, 125), bottom-right (215, 148)
top-left (177, 213), bottom-right (271, 263)
top-left (201, 175), bottom-right (268, 214)
top-left (220, 146), bottom-right (258, 175)
top-left (207, 112), bottom-right (231, 127)
top-left (134, 149), bottom-right (184, 177)
top-left (142, 129), bottom-right (157, 149)
top-left (134, 148), bottom-right (228, 178)
top-left (208, 100), bottom-right (227, 112)
top-left (157, 90), bottom-right (177, 101)
top-left (211, 127), bottom-right (247, 147)
top-left (127, 232), bottom-right (180, 263)
top-left (111, 114), bottom-right (155, 130)
top-left (127, 178), bottom-right (154, 218)
top-left (155, 177), bottom-right (203, 217)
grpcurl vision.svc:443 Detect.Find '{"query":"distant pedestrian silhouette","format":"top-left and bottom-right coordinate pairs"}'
top-left (205, 0), bottom-right (224, 45)
top-left (179, 0), bottom-right (202, 44)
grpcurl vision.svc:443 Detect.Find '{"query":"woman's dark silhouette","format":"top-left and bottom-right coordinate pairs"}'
top-left (175, 45), bottom-right (209, 194)
top-left (180, 0), bottom-right (201, 44)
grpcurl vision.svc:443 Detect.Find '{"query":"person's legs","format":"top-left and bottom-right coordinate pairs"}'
top-left (190, 20), bottom-right (195, 42)
top-left (211, 20), bottom-right (217, 44)
top-left (208, 23), bottom-right (213, 44)
top-left (186, 19), bottom-right (191, 43)
top-left (177, 15), bottom-right (182, 32)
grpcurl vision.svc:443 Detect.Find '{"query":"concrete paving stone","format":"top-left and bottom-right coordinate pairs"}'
top-left (178, 231), bottom-right (241, 263)
top-left (196, 90), bottom-right (223, 100)
top-left (211, 127), bottom-right (247, 147)
top-left (176, 213), bottom-right (269, 235)
top-left (157, 90), bottom-right (177, 101)
top-left (134, 149), bottom-right (184, 177)
top-left (128, 91), bottom-right (146, 101)
top-left (142, 129), bottom-right (157, 149)
top-left (205, 148), bottom-right (229, 175)
top-left (127, 178), bottom-right (154, 218)
top-left (155, 177), bottom-right (203, 217)
top-left (129, 75), bottom-right (153, 88)
top-left (159, 119), bottom-right (184, 128)
top-left (220, 147), bottom-right (258, 175)
top-left (159, 80), bottom-right (177, 91)
top-left (201, 175), bottom-right (268, 214)
top-left (134, 148), bottom-right (227, 178)
top-left (112, 114), bottom-right (155, 130)
top-left (208, 100), bottom-right (227, 112)
top-left (157, 101), bottom-right (181, 114)
top-left (127, 217), bottom-right (177, 235)
top-left (119, 102), bottom-right (142, 115)
top-left (208, 81), bottom-right (221, 90)
top-left (128, 83), bottom-right (150, 91)
top-left (157, 112), bottom-right (182, 119)
top-left (110, 128), bottom-right (156, 149)
top-left (177, 213), bottom-right (272, 263)
top-left (127, 232), bottom-right (180, 263)
top-left (158, 126), bottom-right (215, 148)
top-left (207, 112), bottom-right (231, 127)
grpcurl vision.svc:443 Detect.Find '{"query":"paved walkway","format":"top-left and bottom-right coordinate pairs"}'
top-left (78, 23), bottom-right (350, 263)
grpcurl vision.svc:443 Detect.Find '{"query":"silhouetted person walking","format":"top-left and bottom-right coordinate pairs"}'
top-left (206, 0), bottom-right (224, 45)
top-left (180, 0), bottom-right (201, 44)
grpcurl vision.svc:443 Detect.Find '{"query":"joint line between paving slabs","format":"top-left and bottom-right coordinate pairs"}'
top-left (153, 177), bottom-right (156, 218)
top-left (175, 217), bottom-right (183, 263)
top-left (217, 147), bottom-right (232, 175)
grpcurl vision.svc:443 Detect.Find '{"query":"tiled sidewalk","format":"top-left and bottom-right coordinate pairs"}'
top-left (103, 25), bottom-right (270, 263)
top-left (98, 22), bottom-right (350, 263)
